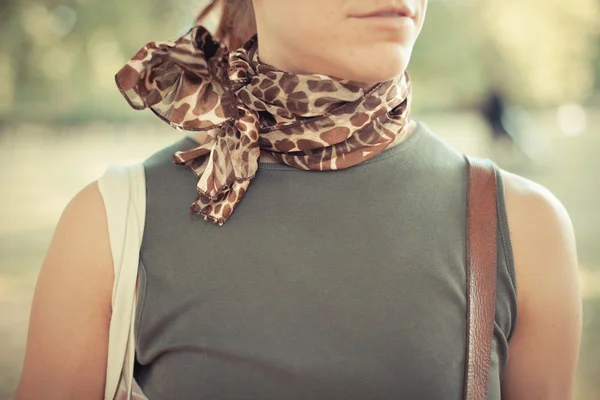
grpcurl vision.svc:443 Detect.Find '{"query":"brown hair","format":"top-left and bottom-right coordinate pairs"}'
top-left (196, 0), bottom-right (257, 49)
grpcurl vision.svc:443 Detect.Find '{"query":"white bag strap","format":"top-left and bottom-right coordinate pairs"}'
top-left (97, 163), bottom-right (146, 400)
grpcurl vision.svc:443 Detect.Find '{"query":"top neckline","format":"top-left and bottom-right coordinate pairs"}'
top-left (184, 121), bottom-right (423, 172)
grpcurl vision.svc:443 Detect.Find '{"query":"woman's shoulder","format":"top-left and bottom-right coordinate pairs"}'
top-left (499, 168), bottom-right (577, 292)
top-left (499, 168), bottom-right (581, 397)
top-left (15, 180), bottom-right (113, 398)
top-left (51, 180), bottom-right (114, 285)
top-left (60, 180), bottom-right (112, 255)
top-left (500, 169), bottom-right (574, 249)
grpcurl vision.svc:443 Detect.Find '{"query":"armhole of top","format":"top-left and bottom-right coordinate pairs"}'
top-left (136, 161), bottom-right (149, 342)
top-left (494, 169), bottom-right (517, 295)
top-left (134, 163), bottom-right (149, 370)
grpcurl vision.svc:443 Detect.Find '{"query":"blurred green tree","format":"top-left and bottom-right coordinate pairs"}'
top-left (477, 0), bottom-right (600, 105)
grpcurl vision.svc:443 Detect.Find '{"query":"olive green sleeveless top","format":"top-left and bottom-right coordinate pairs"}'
top-left (133, 122), bottom-right (517, 399)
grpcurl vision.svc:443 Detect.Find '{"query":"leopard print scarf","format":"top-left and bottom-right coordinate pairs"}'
top-left (116, 25), bottom-right (412, 225)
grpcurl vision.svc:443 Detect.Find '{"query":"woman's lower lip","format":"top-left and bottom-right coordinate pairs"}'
top-left (351, 16), bottom-right (415, 29)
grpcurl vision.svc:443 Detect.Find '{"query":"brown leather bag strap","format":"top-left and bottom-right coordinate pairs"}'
top-left (462, 155), bottom-right (498, 400)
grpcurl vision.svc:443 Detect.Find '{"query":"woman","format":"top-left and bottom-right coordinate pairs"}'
top-left (15, 0), bottom-right (581, 399)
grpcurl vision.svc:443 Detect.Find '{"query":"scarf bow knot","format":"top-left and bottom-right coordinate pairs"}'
top-left (116, 25), bottom-right (412, 225)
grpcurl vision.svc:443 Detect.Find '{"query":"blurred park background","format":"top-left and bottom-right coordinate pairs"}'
top-left (1, 0), bottom-right (599, 398)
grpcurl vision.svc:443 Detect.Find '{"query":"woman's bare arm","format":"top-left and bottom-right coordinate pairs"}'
top-left (501, 170), bottom-right (582, 400)
top-left (14, 181), bottom-right (113, 400)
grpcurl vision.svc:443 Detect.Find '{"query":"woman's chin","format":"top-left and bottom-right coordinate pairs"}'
top-left (345, 62), bottom-right (409, 85)
top-left (337, 49), bottom-right (412, 84)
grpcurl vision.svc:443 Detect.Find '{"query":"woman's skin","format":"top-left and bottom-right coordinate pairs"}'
top-left (15, 1), bottom-right (581, 399)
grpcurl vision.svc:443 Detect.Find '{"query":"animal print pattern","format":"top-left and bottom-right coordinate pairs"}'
top-left (116, 25), bottom-right (412, 226)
